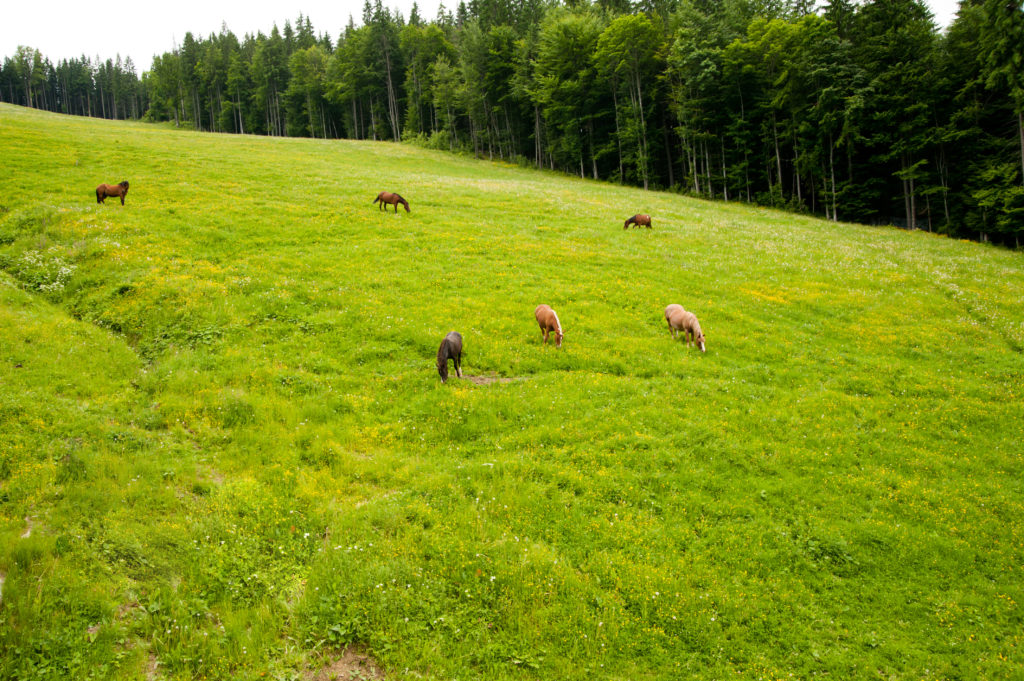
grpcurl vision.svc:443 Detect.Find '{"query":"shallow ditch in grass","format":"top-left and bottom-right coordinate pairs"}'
top-left (305, 645), bottom-right (385, 680)
top-left (462, 373), bottom-right (529, 386)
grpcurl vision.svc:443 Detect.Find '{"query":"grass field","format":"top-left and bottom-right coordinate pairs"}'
top-left (1, 102), bottom-right (1022, 680)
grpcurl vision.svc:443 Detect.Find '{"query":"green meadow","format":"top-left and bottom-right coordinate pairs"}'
top-left (1, 102), bottom-right (1022, 680)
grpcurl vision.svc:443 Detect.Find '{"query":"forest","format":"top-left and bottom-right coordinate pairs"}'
top-left (2, 0), bottom-right (1022, 244)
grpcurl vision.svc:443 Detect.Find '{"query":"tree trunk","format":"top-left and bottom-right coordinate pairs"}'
top-left (704, 140), bottom-right (713, 198)
top-left (381, 37), bottom-right (400, 142)
top-left (829, 134), bottom-right (837, 221)
top-left (612, 82), bottom-right (623, 182)
top-left (771, 113), bottom-right (783, 192)
top-left (1018, 111), bottom-right (1024, 187)
top-left (720, 138), bottom-right (728, 201)
top-left (589, 119), bottom-right (598, 180)
top-left (534, 105), bottom-right (542, 169)
top-left (236, 86), bottom-right (244, 134)
top-left (632, 74), bottom-right (648, 190)
top-left (661, 111), bottom-right (674, 188)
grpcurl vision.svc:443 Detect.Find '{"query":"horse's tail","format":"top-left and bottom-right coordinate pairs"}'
top-left (96, 187), bottom-right (102, 203)
top-left (436, 340), bottom-right (450, 382)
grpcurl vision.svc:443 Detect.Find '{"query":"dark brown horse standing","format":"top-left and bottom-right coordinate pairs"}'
top-left (373, 191), bottom-right (410, 213)
top-left (624, 214), bottom-right (651, 229)
top-left (96, 181), bottom-right (130, 205)
top-left (437, 331), bottom-right (463, 383)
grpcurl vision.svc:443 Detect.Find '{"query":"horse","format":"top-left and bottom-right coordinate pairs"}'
top-left (534, 304), bottom-right (564, 348)
top-left (96, 181), bottom-right (129, 205)
top-left (665, 305), bottom-right (706, 352)
top-left (437, 331), bottom-right (463, 383)
top-left (624, 214), bottom-right (651, 229)
top-left (373, 191), bottom-right (410, 213)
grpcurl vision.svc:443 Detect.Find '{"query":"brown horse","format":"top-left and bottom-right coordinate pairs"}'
top-left (665, 304), bottom-right (706, 352)
top-left (624, 214), bottom-right (652, 229)
top-left (534, 304), bottom-right (564, 348)
top-left (437, 331), bottom-right (463, 382)
top-left (373, 191), bottom-right (410, 213)
top-left (96, 181), bottom-right (129, 205)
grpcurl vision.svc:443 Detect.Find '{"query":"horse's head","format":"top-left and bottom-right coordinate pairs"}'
top-left (120, 181), bottom-right (129, 190)
top-left (696, 331), bottom-right (706, 352)
top-left (623, 217), bottom-right (631, 229)
top-left (401, 199), bottom-right (410, 212)
top-left (555, 328), bottom-right (563, 348)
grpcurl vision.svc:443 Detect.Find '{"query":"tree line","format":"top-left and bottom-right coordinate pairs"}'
top-left (2, 0), bottom-right (1022, 244)
top-left (1, 47), bottom-right (144, 120)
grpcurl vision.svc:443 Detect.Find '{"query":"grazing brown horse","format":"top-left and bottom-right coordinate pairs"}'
top-left (373, 191), bottom-right (410, 213)
top-left (534, 304), bottom-right (564, 348)
top-left (437, 331), bottom-right (463, 382)
top-left (665, 304), bottom-right (706, 352)
top-left (96, 181), bottom-right (129, 205)
top-left (624, 214), bottom-right (651, 229)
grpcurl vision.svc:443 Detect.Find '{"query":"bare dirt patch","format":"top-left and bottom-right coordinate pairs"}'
top-left (146, 653), bottom-right (161, 680)
top-left (464, 374), bottom-right (527, 386)
top-left (306, 645), bottom-right (384, 680)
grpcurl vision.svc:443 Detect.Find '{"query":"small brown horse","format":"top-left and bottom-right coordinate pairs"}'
top-left (437, 331), bottom-right (463, 382)
top-left (96, 181), bottom-right (129, 205)
top-left (373, 191), bottom-right (410, 213)
top-left (534, 304), bottom-right (564, 348)
top-left (665, 304), bottom-right (706, 352)
top-left (624, 214), bottom-right (651, 229)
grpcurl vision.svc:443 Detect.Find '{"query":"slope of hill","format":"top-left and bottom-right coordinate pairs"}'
top-left (1, 103), bottom-right (1022, 680)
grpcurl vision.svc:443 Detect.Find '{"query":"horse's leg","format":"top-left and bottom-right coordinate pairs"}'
top-left (120, 194), bottom-right (125, 205)
top-left (456, 353), bottom-right (462, 378)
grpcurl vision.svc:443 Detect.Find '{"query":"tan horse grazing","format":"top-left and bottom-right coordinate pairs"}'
top-left (534, 304), bottom-right (564, 348)
top-left (373, 191), bottom-right (410, 213)
top-left (624, 214), bottom-right (651, 229)
top-left (437, 331), bottom-right (463, 382)
top-left (665, 305), bottom-right (706, 352)
top-left (96, 181), bottom-right (129, 205)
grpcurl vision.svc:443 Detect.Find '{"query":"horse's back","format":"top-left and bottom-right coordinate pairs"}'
top-left (667, 307), bottom-right (695, 330)
top-left (534, 304), bottom-right (553, 326)
top-left (444, 331), bottom-right (462, 355)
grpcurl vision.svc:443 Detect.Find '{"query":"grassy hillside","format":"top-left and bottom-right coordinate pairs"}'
top-left (1, 102), bottom-right (1022, 680)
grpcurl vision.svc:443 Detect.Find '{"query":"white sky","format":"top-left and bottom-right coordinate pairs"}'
top-left (1, 0), bottom-right (962, 76)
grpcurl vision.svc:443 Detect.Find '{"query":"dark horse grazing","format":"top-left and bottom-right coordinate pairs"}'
top-left (96, 181), bottom-right (130, 205)
top-left (437, 331), bottom-right (463, 383)
top-left (373, 191), bottom-right (410, 213)
top-left (624, 214), bottom-right (651, 229)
